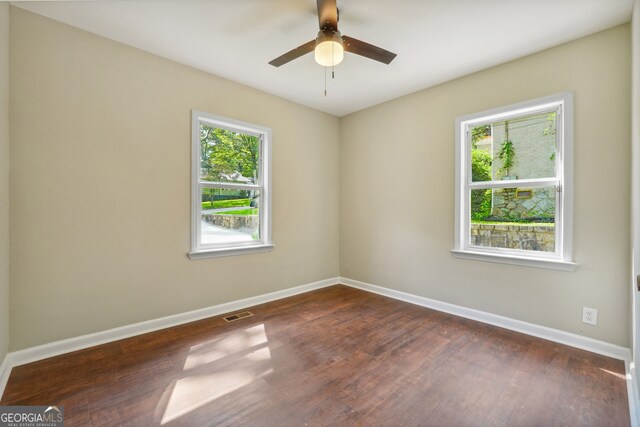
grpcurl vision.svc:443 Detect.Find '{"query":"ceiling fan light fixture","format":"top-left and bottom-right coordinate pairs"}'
top-left (314, 30), bottom-right (344, 67)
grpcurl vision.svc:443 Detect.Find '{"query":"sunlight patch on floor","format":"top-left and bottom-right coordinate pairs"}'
top-left (599, 367), bottom-right (628, 380)
top-left (160, 324), bottom-right (273, 424)
top-left (183, 324), bottom-right (269, 370)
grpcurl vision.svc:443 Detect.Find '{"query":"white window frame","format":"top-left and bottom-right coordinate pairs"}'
top-left (452, 92), bottom-right (576, 271)
top-left (188, 111), bottom-right (273, 259)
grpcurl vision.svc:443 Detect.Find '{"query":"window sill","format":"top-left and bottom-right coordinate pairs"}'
top-left (188, 244), bottom-right (274, 260)
top-left (450, 249), bottom-right (577, 271)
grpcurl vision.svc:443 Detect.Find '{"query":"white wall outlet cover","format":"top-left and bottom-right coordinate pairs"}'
top-left (582, 307), bottom-right (598, 325)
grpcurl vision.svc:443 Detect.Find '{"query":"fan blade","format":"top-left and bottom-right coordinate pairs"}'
top-left (342, 35), bottom-right (397, 64)
top-left (268, 40), bottom-right (316, 67)
top-left (317, 0), bottom-right (338, 31)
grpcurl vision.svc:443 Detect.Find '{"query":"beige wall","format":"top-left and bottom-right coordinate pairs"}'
top-left (340, 25), bottom-right (632, 346)
top-left (0, 3), bottom-right (9, 361)
top-left (9, 8), bottom-right (340, 350)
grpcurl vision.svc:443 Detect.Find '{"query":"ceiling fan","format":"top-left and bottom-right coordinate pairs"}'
top-left (268, 0), bottom-right (397, 68)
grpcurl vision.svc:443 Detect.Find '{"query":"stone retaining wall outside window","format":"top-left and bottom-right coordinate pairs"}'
top-left (471, 223), bottom-right (555, 252)
top-left (203, 214), bottom-right (258, 231)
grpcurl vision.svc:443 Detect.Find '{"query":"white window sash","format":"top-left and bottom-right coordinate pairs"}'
top-left (467, 178), bottom-right (559, 190)
top-left (199, 182), bottom-right (263, 191)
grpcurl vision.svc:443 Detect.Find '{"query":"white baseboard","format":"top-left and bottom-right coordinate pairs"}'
top-left (626, 361), bottom-right (640, 427)
top-left (339, 277), bottom-right (631, 361)
top-left (0, 277), bottom-right (338, 399)
top-left (0, 354), bottom-right (10, 401)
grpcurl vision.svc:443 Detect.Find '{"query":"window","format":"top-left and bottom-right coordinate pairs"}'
top-left (452, 93), bottom-right (575, 270)
top-left (189, 111), bottom-right (272, 259)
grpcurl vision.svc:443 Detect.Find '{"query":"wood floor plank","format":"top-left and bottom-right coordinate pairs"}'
top-left (0, 285), bottom-right (630, 426)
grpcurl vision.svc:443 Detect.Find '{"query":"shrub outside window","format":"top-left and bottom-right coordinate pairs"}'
top-left (189, 111), bottom-right (272, 259)
top-left (452, 93), bottom-right (575, 270)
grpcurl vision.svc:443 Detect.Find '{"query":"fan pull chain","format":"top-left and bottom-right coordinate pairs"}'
top-left (331, 43), bottom-right (335, 79)
top-left (324, 67), bottom-right (327, 97)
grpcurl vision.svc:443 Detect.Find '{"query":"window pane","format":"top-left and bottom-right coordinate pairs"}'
top-left (471, 111), bottom-right (557, 182)
top-left (201, 188), bottom-right (260, 245)
top-left (200, 124), bottom-right (260, 184)
top-left (470, 186), bottom-right (555, 253)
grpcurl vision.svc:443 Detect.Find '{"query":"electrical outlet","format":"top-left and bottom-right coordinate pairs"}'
top-left (582, 307), bottom-right (598, 325)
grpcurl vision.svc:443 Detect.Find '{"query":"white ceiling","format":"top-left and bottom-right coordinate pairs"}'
top-left (11, 0), bottom-right (634, 117)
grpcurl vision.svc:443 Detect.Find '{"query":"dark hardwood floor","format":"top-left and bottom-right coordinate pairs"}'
top-left (1, 285), bottom-right (630, 426)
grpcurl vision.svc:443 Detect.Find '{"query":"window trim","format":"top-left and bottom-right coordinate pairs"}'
top-left (452, 92), bottom-right (576, 271)
top-left (188, 110), bottom-right (273, 259)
